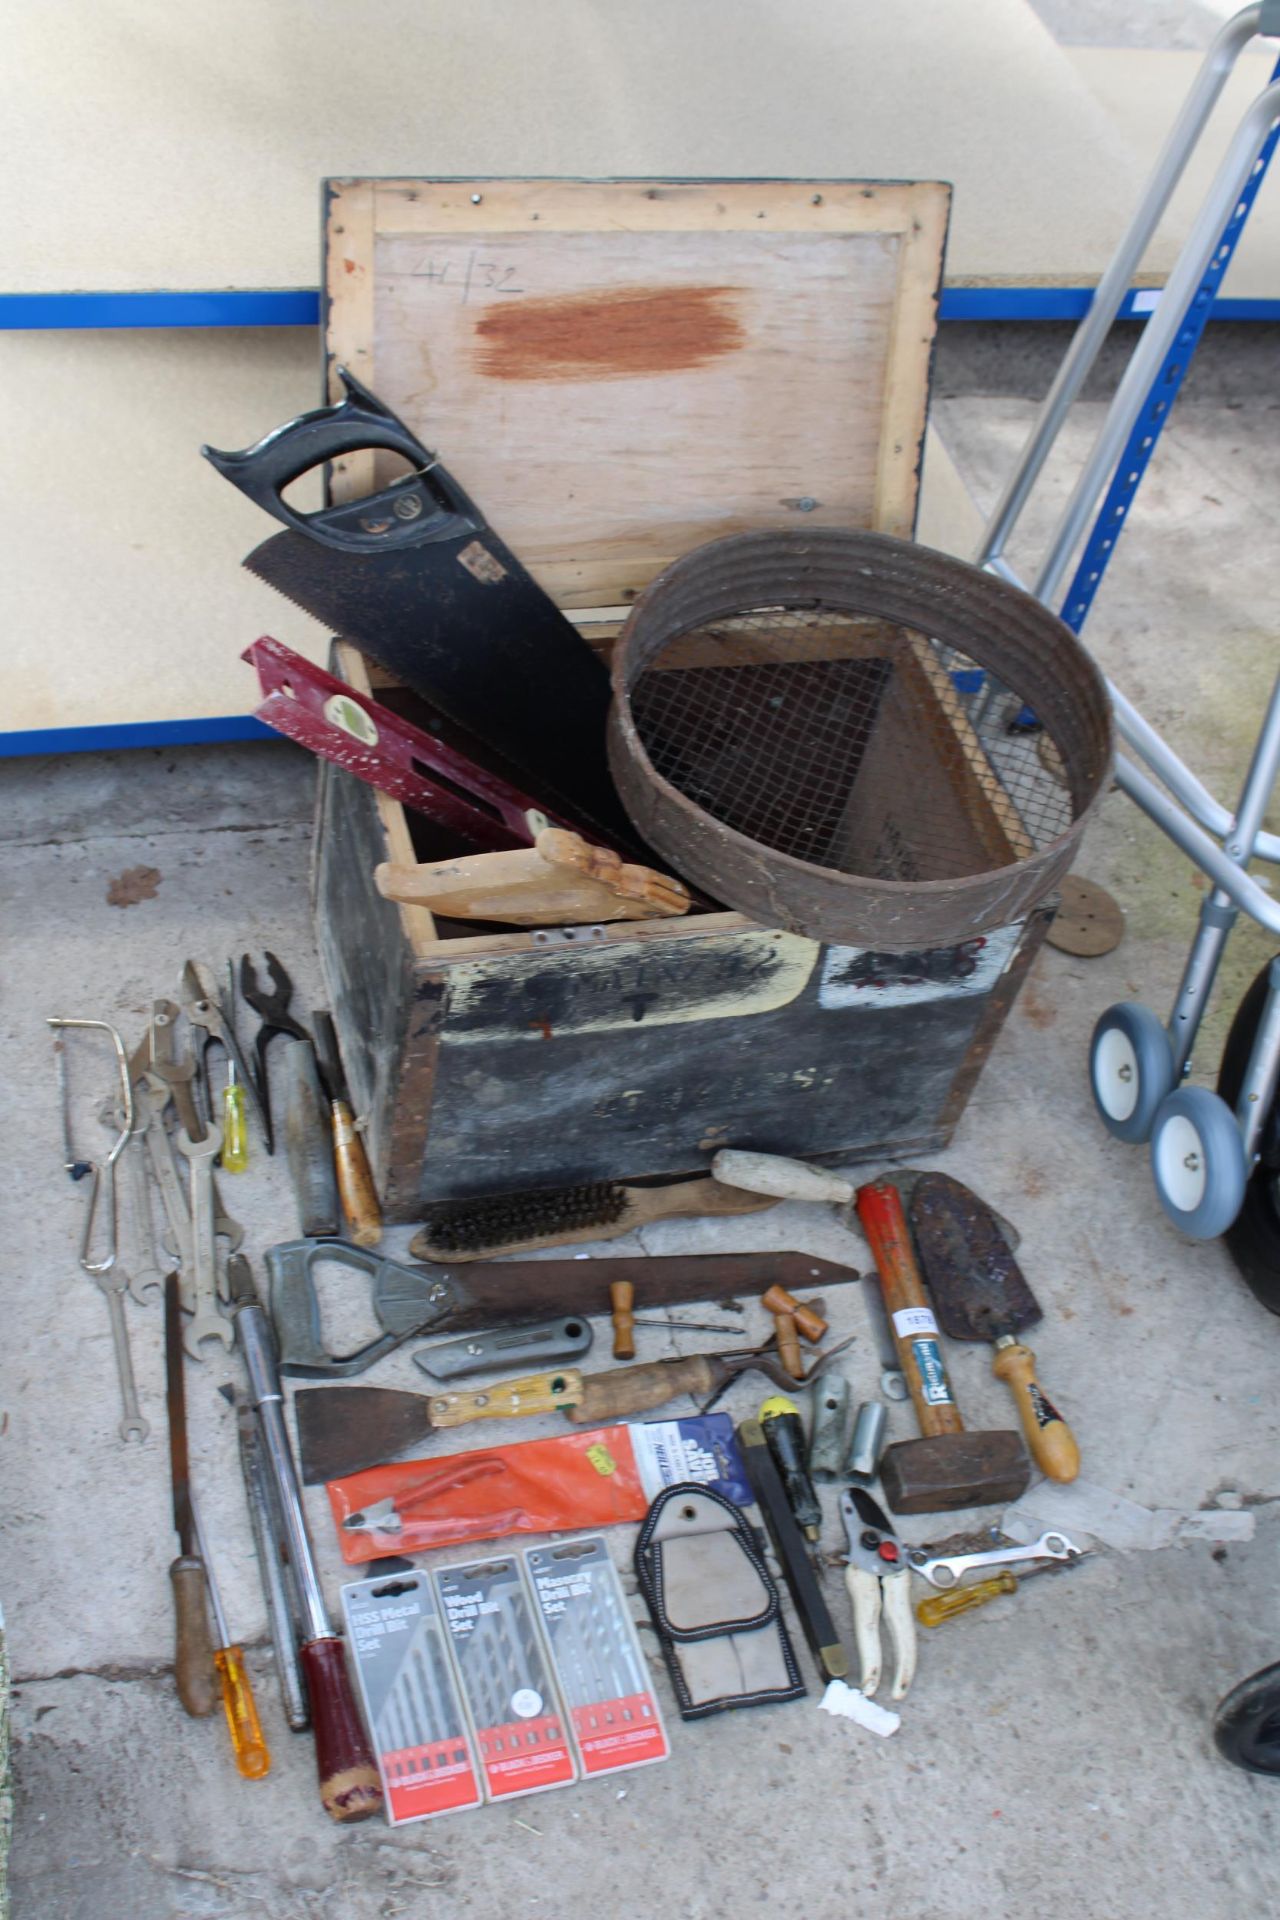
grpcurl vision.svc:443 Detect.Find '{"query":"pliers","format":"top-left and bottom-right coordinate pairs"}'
top-left (840, 1486), bottom-right (918, 1701)
top-left (181, 960), bottom-right (266, 1142)
top-left (239, 952), bottom-right (312, 1157)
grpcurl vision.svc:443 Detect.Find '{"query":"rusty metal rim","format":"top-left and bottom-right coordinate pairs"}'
top-left (606, 528), bottom-right (1114, 945)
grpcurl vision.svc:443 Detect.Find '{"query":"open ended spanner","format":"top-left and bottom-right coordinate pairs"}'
top-left (138, 1001), bottom-right (243, 1249)
top-left (176, 1124), bottom-right (234, 1357)
top-left (97, 1099), bottom-right (164, 1305)
top-left (135, 1075), bottom-right (195, 1308)
top-left (94, 1266), bottom-right (149, 1442)
top-left (908, 1531), bottom-right (1082, 1589)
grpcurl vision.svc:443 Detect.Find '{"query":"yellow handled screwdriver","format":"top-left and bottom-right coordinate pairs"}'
top-left (192, 1503), bottom-right (270, 1779)
top-left (221, 1058), bottom-right (249, 1173)
top-left (220, 961), bottom-right (249, 1172)
top-left (916, 1554), bottom-right (1086, 1628)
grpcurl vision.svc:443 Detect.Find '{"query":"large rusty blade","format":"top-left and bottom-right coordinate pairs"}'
top-left (909, 1172), bottom-right (1040, 1342)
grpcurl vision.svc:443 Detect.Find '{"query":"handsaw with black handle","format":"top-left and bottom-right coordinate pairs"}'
top-left (203, 369), bottom-right (631, 844)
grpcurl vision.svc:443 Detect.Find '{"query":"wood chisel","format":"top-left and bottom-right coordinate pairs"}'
top-left (312, 1011), bottom-right (382, 1248)
top-left (164, 1272), bottom-right (218, 1718)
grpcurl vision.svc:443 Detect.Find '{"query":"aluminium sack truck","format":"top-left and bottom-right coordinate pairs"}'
top-left (972, 3), bottom-right (1280, 1775)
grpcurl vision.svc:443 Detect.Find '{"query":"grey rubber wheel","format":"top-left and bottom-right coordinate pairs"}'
top-left (1090, 1002), bottom-right (1175, 1144)
top-left (1150, 1086), bottom-right (1248, 1240)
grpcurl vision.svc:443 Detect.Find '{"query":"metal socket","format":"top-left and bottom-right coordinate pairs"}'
top-left (845, 1401), bottom-right (888, 1485)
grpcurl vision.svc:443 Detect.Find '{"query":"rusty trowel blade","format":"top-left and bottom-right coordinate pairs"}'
top-left (294, 1385), bottom-right (435, 1485)
top-left (909, 1172), bottom-right (1041, 1343)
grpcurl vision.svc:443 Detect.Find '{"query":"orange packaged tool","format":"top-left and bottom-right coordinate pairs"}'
top-left (328, 1426), bottom-right (647, 1565)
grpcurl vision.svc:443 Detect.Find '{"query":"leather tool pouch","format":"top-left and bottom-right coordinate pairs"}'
top-left (634, 1484), bottom-right (805, 1719)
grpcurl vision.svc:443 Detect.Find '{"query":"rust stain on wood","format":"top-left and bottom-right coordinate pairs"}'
top-left (470, 285), bottom-right (745, 383)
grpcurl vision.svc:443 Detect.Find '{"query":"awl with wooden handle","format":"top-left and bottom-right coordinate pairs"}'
top-left (164, 1272), bottom-right (218, 1718)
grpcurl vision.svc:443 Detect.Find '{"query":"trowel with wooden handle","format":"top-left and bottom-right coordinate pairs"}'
top-left (908, 1172), bottom-right (1080, 1484)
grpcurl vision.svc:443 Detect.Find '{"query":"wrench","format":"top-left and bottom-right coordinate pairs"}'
top-left (98, 1099), bottom-right (165, 1305)
top-left (94, 1268), bottom-right (149, 1443)
top-left (176, 1124), bottom-right (234, 1357)
top-left (908, 1530), bottom-right (1081, 1589)
top-left (123, 1126), bottom-right (166, 1303)
top-left (140, 1002), bottom-right (244, 1250)
top-left (136, 1076), bottom-right (195, 1306)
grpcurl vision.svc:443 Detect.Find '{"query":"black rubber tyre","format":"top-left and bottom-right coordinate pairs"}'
top-left (1217, 959), bottom-right (1280, 1316)
top-left (1214, 1662), bottom-right (1280, 1776)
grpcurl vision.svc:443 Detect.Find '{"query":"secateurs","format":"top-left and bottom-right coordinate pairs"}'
top-left (840, 1486), bottom-right (918, 1702)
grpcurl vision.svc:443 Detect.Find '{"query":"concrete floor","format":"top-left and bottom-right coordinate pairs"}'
top-left (4, 343), bottom-right (1280, 1917)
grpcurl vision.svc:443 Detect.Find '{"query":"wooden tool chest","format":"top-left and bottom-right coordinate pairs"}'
top-left (311, 175), bottom-right (1054, 1218)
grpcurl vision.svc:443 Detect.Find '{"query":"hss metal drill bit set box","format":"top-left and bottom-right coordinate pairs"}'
top-left (342, 1540), bottom-right (666, 1822)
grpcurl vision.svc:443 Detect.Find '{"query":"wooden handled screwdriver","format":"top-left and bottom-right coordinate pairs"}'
top-left (192, 1500), bottom-right (270, 1778)
top-left (164, 1271), bottom-right (218, 1718)
top-left (313, 1012), bottom-right (381, 1247)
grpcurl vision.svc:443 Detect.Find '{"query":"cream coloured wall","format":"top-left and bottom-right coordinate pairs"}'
top-left (3, 0), bottom-right (1271, 737)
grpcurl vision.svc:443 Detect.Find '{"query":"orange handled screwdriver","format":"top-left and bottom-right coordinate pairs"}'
top-left (192, 1503), bottom-right (270, 1779)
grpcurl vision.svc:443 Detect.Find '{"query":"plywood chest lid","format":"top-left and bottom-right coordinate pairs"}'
top-left (323, 176), bottom-right (950, 610)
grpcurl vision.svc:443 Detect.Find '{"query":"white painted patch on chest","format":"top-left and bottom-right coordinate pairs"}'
top-left (444, 929), bottom-right (818, 1042)
top-left (817, 922), bottom-right (1022, 1009)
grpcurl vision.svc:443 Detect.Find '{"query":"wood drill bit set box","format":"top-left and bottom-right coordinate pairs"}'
top-left (302, 176), bottom-right (1109, 1216)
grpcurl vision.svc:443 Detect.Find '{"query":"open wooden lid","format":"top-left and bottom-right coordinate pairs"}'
top-left (323, 177), bottom-right (949, 611)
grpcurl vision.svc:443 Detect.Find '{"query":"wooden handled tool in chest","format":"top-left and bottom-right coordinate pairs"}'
top-left (309, 175), bottom-right (1055, 1217)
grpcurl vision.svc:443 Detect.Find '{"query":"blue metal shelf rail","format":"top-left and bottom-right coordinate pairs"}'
top-left (0, 286), bottom-right (1276, 330)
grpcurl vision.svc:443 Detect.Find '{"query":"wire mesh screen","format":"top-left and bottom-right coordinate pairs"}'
top-left (628, 609), bottom-right (1074, 884)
